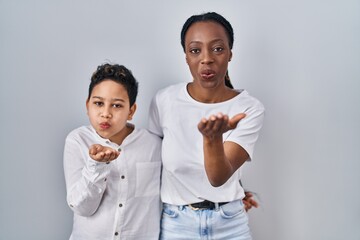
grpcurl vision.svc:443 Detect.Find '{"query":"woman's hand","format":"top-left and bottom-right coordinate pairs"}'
top-left (198, 113), bottom-right (246, 139)
top-left (89, 144), bottom-right (120, 162)
top-left (243, 191), bottom-right (259, 212)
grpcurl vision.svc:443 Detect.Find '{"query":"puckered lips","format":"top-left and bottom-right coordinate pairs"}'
top-left (100, 122), bottom-right (111, 130)
top-left (200, 69), bottom-right (216, 80)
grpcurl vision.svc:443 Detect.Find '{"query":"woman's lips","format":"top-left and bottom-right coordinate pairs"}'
top-left (200, 70), bottom-right (216, 79)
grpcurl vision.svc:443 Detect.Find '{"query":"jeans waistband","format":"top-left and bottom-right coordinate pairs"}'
top-left (188, 200), bottom-right (229, 210)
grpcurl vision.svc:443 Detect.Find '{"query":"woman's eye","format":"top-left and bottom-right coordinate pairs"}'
top-left (190, 48), bottom-right (200, 54)
top-left (213, 47), bottom-right (224, 52)
top-left (94, 101), bottom-right (103, 106)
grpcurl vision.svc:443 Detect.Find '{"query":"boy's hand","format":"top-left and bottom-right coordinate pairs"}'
top-left (89, 144), bottom-right (120, 162)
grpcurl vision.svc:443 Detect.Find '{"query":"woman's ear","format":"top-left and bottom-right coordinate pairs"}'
top-left (128, 103), bottom-right (137, 120)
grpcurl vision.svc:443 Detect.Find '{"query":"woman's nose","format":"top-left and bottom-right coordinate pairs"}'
top-left (201, 50), bottom-right (214, 64)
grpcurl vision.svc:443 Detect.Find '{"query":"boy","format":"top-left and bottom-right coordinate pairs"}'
top-left (64, 63), bottom-right (161, 240)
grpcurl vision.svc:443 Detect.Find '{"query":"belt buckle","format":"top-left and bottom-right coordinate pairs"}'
top-left (189, 204), bottom-right (200, 211)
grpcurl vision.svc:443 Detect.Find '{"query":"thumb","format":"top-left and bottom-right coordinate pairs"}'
top-left (228, 113), bottom-right (246, 129)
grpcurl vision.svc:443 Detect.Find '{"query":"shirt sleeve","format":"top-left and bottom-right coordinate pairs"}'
top-left (148, 94), bottom-right (163, 138)
top-left (225, 100), bottom-right (265, 160)
top-left (63, 136), bottom-right (111, 217)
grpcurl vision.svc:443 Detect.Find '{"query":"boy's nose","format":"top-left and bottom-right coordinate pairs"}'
top-left (101, 109), bottom-right (112, 118)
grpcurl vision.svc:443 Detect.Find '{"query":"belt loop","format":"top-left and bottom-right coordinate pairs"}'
top-left (215, 202), bottom-right (220, 211)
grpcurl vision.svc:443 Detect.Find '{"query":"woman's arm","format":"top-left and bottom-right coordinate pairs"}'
top-left (198, 113), bottom-right (248, 187)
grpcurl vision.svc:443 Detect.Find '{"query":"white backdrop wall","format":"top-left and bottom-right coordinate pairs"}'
top-left (1, 1), bottom-right (359, 239)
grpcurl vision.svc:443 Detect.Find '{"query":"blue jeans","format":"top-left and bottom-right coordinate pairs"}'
top-left (160, 199), bottom-right (252, 240)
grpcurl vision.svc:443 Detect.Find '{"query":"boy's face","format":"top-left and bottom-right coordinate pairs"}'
top-left (86, 79), bottom-right (136, 144)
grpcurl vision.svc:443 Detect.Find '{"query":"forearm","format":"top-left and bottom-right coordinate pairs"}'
top-left (203, 136), bottom-right (234, 187)
top-left (64, 140), bottom-right (110, 217)
top-left (66, 165), bottom-right (109, 217)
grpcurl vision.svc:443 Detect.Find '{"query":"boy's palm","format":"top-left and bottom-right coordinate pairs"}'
top-left (89, 144), bottom-right (120, 162)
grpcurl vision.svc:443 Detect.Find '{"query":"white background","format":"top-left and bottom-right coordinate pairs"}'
top-left (1, 0), bottom-right (359, 239)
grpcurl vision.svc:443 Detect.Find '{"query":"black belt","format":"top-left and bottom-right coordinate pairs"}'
top-left (188, 200), bottom-right (229, 210)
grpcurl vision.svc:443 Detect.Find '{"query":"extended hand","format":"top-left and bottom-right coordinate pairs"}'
top-left (198, 113), bottom-right (246, 138)
top-left (89, 144), bottom-right (120, 162)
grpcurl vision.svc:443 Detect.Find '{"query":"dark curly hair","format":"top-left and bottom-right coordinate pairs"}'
top-left (88, 63), bottom-right (138, 106)
top-left (180, 12), bottom-right (234, 89)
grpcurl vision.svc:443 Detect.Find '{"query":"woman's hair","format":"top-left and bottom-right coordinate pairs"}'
top-left (88, 63), bottom-right (138, 106)
top-left (180, 12), bottom-right (235, 89)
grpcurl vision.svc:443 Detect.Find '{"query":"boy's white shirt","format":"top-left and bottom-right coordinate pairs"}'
top-left (63, 125), bottom-right (162, 240)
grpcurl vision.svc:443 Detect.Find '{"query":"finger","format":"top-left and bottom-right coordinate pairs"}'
top-left (89, 144), bottom-right (99, 155)
top-left (114, 151), bottom-right (120, 159)
top-left (243, 200), bottom-right (251, 211)
top-left (92, 152), bottom-right (105, 161)
top-left (203, 115), bottom-right (217, 132)
top-left (95, 144), bottom-right (103, 151)
top-left (217, 113), bottom-right (229, 132)
top-left (107, 150), bottom-right (118, 161)
top-left (103, 150), bottom-right (114, 161)
top-left (89, 147), bottom-right (96, 155)
top-left (198, 116), bottom-right (214, 135)
top-left (211, 115), bottom-right (224, 132)
top-left (91, 144), bottom-right (104, 155)
top-left (245, 192), bottom-right (254, 198)
top-left (249, 199), bottom-right (259, 208)
top-left (198, 118), bottom-right (208, 132)
top-left (228, 113), bottom-right (246, 129)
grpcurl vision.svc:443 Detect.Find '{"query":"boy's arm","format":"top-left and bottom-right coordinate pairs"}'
top-left (63, 138), bottom-right (112, 217)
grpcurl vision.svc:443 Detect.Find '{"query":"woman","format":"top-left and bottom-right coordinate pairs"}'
top-left (149, 12), bottom-right (265, 239)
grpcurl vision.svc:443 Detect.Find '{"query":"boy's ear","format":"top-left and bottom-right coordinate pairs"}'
top-left (128, 103), bottom-right (137, 120)
top-left (86, 99), bottom-right (90, 115)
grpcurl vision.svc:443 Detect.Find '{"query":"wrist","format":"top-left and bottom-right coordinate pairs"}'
top-left (203, 135), bottom-right (223, 145)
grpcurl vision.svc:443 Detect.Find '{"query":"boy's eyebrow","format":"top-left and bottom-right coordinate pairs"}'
top-left (92, 96), bottom-right (103, 99)
top-left (92, 96), bottom-right (125, 102)
top-left (112, 98), bottom-right (125, 102)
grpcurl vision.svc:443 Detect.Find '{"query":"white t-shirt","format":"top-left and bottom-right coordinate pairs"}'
top-left (148, 82), bottom-right (264, 205)
top-left (63, 125), bottom-right (162, 240)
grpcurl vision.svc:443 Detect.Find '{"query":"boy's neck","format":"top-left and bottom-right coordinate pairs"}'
top-left (111, 123), bottom-right (135, 145)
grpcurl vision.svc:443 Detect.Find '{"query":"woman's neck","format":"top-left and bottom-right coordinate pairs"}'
top-left (187, 82), bottom-right (238, 103)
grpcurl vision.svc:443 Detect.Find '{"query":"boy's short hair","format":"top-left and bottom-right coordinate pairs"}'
top-left (88, 63), bottom-right (138, 106)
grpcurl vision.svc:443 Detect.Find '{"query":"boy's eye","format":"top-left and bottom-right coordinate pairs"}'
top-left (94, 101), bottom-right (103, 107)
top-left (113, 104), bottom-right (123, 108)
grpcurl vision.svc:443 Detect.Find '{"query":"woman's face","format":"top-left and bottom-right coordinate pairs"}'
top-left (184, 21), bottom-right (232, 90)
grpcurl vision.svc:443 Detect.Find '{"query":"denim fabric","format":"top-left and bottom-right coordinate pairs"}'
top-left (160, 200), bottom-right (252, 240)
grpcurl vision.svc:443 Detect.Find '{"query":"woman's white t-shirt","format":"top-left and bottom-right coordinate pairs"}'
top-left (148, 82), bottom-right (265, 205)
